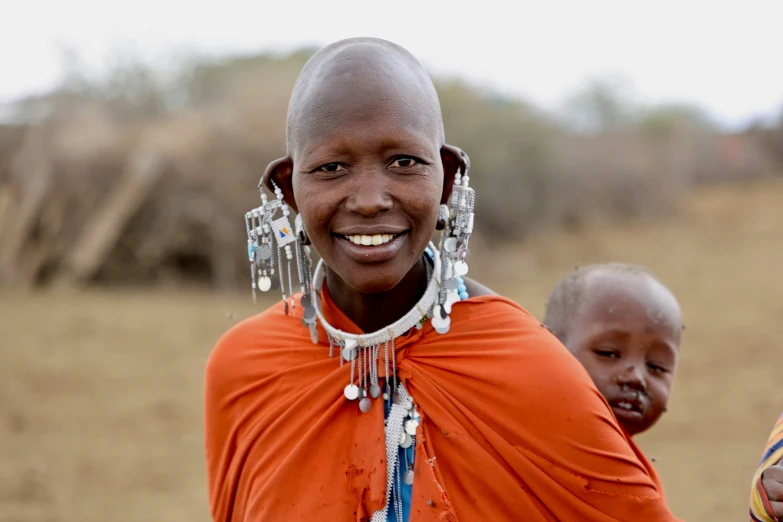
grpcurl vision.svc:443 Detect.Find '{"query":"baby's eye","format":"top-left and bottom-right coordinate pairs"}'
top-left (594, 349), bottom-right (620, 359)
top-left (317, 163), bottom-right (346, 173)
top-left (390, 157), bottom-right (418, 168)
top-left (647, 363), bottom-right (669, 374)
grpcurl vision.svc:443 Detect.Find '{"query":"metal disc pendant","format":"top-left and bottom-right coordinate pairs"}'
top-left (300, 294), bottom-right (312, 308)
top-left (303, 305), bottom-right (316, 324)
top-left (342, 346), bottom-right (356, 361)
top-left (400, 433), bottom-right (413, 449)
top-left (454, 260), bottom-right (469, 276)
top-left (405, 419), bottom-right (419, 435)
top-left (433, 313), bottom-right (451, 334)
top-left (268, 276), bottom-right (280, 291)
top-left (403, 469), bottom-right (414, 485)
top-left (445, 277), bottom-right (459, 291)
top-left (344, 384), bottom-right (359, 401)
top-left (444, 291), bottom-right (460, 313)
top-left (434, 323), bottom-right (450, 334)
top-left (444, 237), bottom-right (458, 252)
top-left (359, 397), bottom-right (373, 413)
top-left (370, 384), bottom-right (381, 399)
top-left (432, 313), bottom-right (451, 330)
top-left (258, 244), bottom-right (273, 260)
top-left (258, 276), bottom-right (272, 292)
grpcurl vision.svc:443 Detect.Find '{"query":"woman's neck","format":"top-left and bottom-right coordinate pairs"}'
top-left (325, 257), bottom-right (429, 333)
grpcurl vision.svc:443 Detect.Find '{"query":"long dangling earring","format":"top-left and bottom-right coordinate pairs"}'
top-left (244, 180), bottom-right (304, 315)
top-left (295, 214), bottom-right (318, 343)
top-left (432, 153), bottom-right (475, 334)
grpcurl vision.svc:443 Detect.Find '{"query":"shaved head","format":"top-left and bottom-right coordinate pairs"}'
top-left (286, 37), bottom-right (445, 156)
top-left (544, 263), bottom-right (680, 343)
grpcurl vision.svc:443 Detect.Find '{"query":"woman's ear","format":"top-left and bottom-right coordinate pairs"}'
top-left (260, 157), bottom-right (297, 212)
top-left (440, 144), bottom-right (469, 204)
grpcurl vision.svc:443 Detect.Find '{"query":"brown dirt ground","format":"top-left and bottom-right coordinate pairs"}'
top-left (1, 180), bottom-right (782, 522)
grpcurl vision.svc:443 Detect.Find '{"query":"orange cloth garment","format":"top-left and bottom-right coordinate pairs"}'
top-left (205, 288), bottom-right (680, 522)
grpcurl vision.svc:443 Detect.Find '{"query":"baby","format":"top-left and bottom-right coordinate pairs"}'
top-left (544, 263), bottom-right (683, 436)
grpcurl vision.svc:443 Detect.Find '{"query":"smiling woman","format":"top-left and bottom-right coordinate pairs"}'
top-left (203, 37), bottom-right (682, 522)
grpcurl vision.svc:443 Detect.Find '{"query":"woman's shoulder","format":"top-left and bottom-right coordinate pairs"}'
top-left (450, 285), bottom-right (549, 338)
top-left (206, 300), bottom-right (311, 376)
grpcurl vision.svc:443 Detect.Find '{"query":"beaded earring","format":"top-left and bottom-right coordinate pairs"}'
top-left (431, 153), bottom-right (475, 334)
top-left (244, 181), bottom-right (304, 315)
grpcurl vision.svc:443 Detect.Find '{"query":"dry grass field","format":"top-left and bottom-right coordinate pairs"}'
top-left (1, 179), bottom-right (782, 522)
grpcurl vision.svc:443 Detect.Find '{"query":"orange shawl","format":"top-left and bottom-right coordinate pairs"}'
top-left (205, 290), bottom-right (680, 521)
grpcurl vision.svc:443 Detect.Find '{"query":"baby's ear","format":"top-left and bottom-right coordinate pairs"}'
top-left (261, 157), bottom-right (297, 212)
top-left (440, 145), bottom-right (469, 204)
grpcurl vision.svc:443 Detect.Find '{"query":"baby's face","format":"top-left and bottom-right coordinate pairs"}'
top-left (565, 272), bottom-right (682, 436)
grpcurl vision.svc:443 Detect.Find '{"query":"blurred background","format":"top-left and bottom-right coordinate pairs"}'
top-left (1, 1), bottom-right (782, 521)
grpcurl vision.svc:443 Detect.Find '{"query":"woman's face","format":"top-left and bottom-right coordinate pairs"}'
top-left (281, 76), bottom-right (451, 294)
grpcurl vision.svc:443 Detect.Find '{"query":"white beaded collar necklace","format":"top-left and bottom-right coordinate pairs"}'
top-left (311, 241), bottom-right (443, 350)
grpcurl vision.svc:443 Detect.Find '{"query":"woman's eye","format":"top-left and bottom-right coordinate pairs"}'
top-left (390, 157), bottom-right (418, 168)
top-left (595, 349), bottom-right (620, 359)
top-left (317, 163), bottom-right (345, 173)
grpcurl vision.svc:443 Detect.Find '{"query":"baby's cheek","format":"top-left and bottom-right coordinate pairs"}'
top-left (650, 380), bottom-right (672, 408)
top-left (581, 361), bottom-right (615, 392)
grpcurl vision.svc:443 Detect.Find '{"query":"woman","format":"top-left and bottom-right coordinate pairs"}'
top-left (204, 37), bottom-right (680, 521)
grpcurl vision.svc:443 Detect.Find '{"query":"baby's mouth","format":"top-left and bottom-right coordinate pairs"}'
top-left (609, 391), bottom-right (647, 418)
top-left (613, 400), bottom-right (643, 414)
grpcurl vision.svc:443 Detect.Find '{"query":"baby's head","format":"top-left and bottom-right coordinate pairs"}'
top-left (544, 263), bottom-right (683, 436)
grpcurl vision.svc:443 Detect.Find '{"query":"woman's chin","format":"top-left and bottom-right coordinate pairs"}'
top-left (342, 273), bottom-right (404, 295)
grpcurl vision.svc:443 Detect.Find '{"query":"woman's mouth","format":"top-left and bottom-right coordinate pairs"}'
top-left (332, 231), bottom-right (409, 264)
top-left (338, 232), bottom-right (405, 247)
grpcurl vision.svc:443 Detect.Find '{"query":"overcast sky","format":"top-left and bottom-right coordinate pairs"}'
top-left (4, 0), bottom-right (782, 127)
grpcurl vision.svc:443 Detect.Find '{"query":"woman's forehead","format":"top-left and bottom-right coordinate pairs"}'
top-left (287, 44), bottom-right (444, 157)
top-left (290, 81), bottom-right (442, 160)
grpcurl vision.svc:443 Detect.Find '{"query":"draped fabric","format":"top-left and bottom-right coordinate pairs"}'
top-left (750, 413), bottom-right (783, 522)
top-left (205, 288), bottom-right (679, 521)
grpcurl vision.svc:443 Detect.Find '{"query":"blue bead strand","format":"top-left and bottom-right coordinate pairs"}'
top-left (456, 274), bottom-right (469, 300)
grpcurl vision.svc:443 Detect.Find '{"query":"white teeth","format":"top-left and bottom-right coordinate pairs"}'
top-left (345, 234), bottom-right (397, 246)
top-left (616, 402), bottom-right (635, 411)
